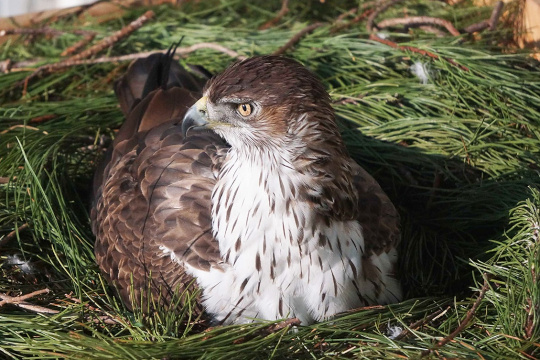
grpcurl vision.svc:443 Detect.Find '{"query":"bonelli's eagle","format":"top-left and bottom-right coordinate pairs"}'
top-left (92, 51), bottom-right (402, 325)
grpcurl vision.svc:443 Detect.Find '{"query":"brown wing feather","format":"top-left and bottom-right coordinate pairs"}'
top-left (92, 57), bottom-right (227, 311)
top-left (350, 162), bottom-right (400, 255)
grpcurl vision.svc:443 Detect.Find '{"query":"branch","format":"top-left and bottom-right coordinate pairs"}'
top-left (7, 43), bottom-right (245, 75)
top-left (377, 16), bottom-right (460, 36)
top-left (488, 1), bottom-right (504, 31)
top-left (262, 317), bottom-right (301, 334)
top-left (0, 27), bottom-right (93, 37)
top-left (20, 10), bottom-right (155, 95)
top-left (0, 288), bottom-right (59, 314)
top-left (464, 1), bottom-right (504, 33)
top-left (394, 306), bottom-right (450, 341)
top-left (64, 293), bottom-right (124, 325)
top-left (273, 22), bottom-right (324, 56)
top-left (61, 33), bottom-right (96, 57)
top-left (0, 223), bottom-right (29, 248)
top-left (332, 9), bottom-right (373, 34)
top-left (421, 274), bottom-right (492, 357)
top-left (259, 0), bottom-right (289, 30)
top-left (66, 10), bottom-right (155, 63)
top-left (369, 34), bottom-right (469, 72)
top-left (233, 318), bottom-right (301, 344)
top-left (418, 25), bottom-right (448, 37)
top-left (366, 0), bottom-right (404, 33)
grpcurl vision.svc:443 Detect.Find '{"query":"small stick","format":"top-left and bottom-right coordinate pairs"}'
top-left (29, 114), bottom-right (57, 124)
top-left (464, 20), bottom-right (490, 34)
top-left (233, 318), bottom-right (301, 344)
top-left (61, 33), bottom-right (96, 57)
top-left (377, 16), bottom-right (460, 36)
top-left (336, 7), bottom-right (360, 22)
top-left (366, 0), bottom-right (404, 33)
top-left (0, 27), bottom-right (93, 37)
top-left (421, 274), bottom-right (492, 357)
top-left (262, 317), bottom-right (301, 334)
top-left (15, 302), bottom-right (60, 314)
top-left (9, 43), bottom-right (245, 74)
top-left (370, 34), bottom-right (469, 72)
top-left (418, 25), bottom-right (448, 37)
top-left (0, 223), bottom-right (29, 248)
top-left (332, 9), bottom-right (373, 34)
top-left (20, 10), bottom-right (155, 94)
top-left (66, 10), bottom-right (155, 63)
top-left (335, 1), bottom-right (377, 23)
top-left (394, 306), bottom-right (450, 341)
top-left (64, 293), bottom-right (124, 325)
top-left (0, 288), bottom-right (59, 314)
top-left (259, 0), bottom-right (289, 30)
top-left (273, 22), bottom-right (324, 56)
top-left (464, 1), bottom-right (504, 33)
top-left (488, 1), bottom-right (504, 31)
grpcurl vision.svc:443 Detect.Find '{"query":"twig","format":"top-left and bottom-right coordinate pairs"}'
top-left (177, 43), bottom-right (246, 60)
top-left (377, 16), bottom-right (460, 36)
top-left (64, 293), bottom-right (124, 325)
top-left (464, 1), bottom-right (504, 33)
top-left (233, 318), bottom-right (301, 344)
top-left (273, 22), bottom-right (324, 56)
top-left (365, 0), bottom-right (467, 71)
top-left (259, 0), bottom-right (289, 30)
top-left (421, 274), bottom-right (492, 357)
top-left (8, 43), bottom-right (246, 75)
top-left (524, 298), bottom-right (534, 339)
top-left (0, 223), bottom-right (29, 248)
top-left (394, 306), bottom-right (450, 341)
top-left (29, 114), bottom-right (57, 124)
top-left (488, 1), bottom-right (504, 31)
top-left (418, 25), bottom-right (448, 37)
top-left (0, 288), bottom-right (59, 314)
top-left (369, 34), bottom-right (469, 72)
top-left (262, 317), bottom-right (301, 334)
top-left (20, 10), bottom-right (155, 94)
top-left (336, 7), bottom-right (360, 23)
top-left (15, 302), bottom-right (60, 314)
top-left (66, 10), bottom-right (155, 63)
top-left (366, 0), bottom-right (404, 33)
top-left (61, 33), bottom-right (96, 57)
top-left (332, 9), bottom-right (373, 34)
top-left (0, 27), bottom-right (93, 37)
top-left (0, 125), bottom-right (47, 134)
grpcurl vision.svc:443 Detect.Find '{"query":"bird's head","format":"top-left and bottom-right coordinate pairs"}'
top-left (182, 55), bottom-right (338, 150)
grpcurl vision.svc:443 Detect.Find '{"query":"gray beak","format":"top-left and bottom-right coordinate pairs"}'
top-left (182, 97), bottom-right (209, 137)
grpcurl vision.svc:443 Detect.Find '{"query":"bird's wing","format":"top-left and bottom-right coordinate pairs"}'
top-left (91, 53), bottom-right (228, 310)
top-left (350, 161), bottom-right (400, 255)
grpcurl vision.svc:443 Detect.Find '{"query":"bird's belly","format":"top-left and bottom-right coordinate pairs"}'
top-left (184, 217), bottom-right (371, 325)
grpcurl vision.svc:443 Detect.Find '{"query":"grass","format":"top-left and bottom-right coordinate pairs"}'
top-left (0, 0), bottom-right (539, 358)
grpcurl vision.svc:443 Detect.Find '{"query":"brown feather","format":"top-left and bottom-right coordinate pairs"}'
top-left (92, 56), bottom-right (226, 312)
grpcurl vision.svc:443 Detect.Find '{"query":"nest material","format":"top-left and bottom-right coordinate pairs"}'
top-left (0, 1), bottom-right (539, 358)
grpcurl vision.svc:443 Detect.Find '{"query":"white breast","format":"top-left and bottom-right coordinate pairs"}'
top-left (179, 147), bottom-right (400, 324)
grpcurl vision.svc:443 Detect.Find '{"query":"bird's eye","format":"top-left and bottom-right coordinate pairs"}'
top-left (237, 103), bottom-right (252, 117)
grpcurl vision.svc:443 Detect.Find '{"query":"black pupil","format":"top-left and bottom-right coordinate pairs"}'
top-left (242, 104), bottom-right (248, 112)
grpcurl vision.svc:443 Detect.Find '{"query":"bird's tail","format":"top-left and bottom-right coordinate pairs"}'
top-left (114, 42), bottom-right (211, 116)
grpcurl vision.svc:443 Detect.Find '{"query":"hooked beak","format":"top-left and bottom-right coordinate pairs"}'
top-left (182, 96), bottom-right (209, 137)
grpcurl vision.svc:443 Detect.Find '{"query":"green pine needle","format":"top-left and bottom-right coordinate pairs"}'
top-left (0, 0), bottom-right (539, 358)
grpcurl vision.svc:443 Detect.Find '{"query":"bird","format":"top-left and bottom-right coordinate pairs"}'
top-left (91, 50), bottom-right (402, 325)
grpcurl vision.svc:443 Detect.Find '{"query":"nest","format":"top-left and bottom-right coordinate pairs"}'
top-left (0, 0), bottom-right (538, 358)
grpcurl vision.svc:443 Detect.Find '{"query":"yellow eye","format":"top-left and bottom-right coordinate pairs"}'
top-left (237, 103), bottom-right (252, 117)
